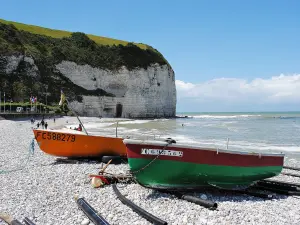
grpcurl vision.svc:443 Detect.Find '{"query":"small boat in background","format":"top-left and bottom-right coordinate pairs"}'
top-left (33, 129), bottom-right (126, 158)
top-left (124, 139), bottom-right (284, 190)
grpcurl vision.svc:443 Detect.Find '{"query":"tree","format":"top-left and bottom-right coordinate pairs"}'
top-left (12, 82), bottom-right (27, 102)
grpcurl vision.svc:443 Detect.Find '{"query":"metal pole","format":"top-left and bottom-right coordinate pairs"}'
top-left (4, 92), bottom-right (5, 113)
top-left (226, 138), bottom-right (229, 150)
top-left (45, 86), bottom-right (48, 108)
top-left (45, 95), bottom-right (47, 114)
top-left (0, 91), bottom-right (1, 113)
top-left (116, 122), bottom-right (118, 137)
top-left (65, 98), bottom-right (89, 135)
top-left (45, 85), bottom-right (48, 114)
top-left (10, 100), bottom-right (11, 113)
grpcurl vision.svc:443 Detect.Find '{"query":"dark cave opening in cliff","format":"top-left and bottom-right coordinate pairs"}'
top-left (116, 103), bottom-right (122, 118)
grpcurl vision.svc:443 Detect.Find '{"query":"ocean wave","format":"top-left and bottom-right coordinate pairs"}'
top-left (83, 122), bottom-right (116, 128)
top-left (118, 120), bottom-right (152, 124)
top-left (192, 115), bottom-right (262, 119)
top-left (177, 113), bottom-right (300, 120)
top-left (275, 116), bottom-right (300, 119)
top-left (201, 121), bottom-right (238, 127)
top-left (293, 124), bottom-right (300, 129)
top-left (153, 119), bottom-right (170, 122)
top-left (179, 122), bottom-right (197, 127)
top-left (159, 136), bottom-right (299, 153)
top-left (58, 116), bottom-right (299, 154)
top-left (227, 142), bottom-right (297, 153)
top-left (157, 134), bottom-right (200, 144)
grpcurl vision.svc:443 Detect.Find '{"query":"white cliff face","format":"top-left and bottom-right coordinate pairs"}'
top-left (2, 55), bottom-right (23, 73)
top-left (0, 55), bottom-right (39, 77)
top-left (23, 56), bottom-right (39, 77)
top-left (56, 61), bottom-right (176, 118)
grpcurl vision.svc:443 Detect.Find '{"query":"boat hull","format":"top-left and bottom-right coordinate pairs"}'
top-left (33, 129), bottom-right (126, 157)
top-left (124, 139), bottom-right (284, 190)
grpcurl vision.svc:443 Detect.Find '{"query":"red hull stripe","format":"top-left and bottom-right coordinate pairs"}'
top-left (126, 144), bottom-right (284, 167)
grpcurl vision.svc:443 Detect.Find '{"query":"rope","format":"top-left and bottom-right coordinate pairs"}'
top-left (0, 138), bottom-right (35, 174)
top-left (130, 142), bottom-right (171, 175)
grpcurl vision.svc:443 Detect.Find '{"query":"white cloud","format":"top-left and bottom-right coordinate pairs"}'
top-left (176, 74), bottom-right (300, 105)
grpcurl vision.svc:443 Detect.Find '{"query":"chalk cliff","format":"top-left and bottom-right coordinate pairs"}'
top-left (56, 61), bottom-right (176, 117)
top-left (0, 19), bottom-right (176, 117)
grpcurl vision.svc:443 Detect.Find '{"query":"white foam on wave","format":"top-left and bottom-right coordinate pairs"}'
top-left (192, 114), bottom-right (262, 119)
top-left (83, 122), bottom-right (116, 129)
top-left (200, 121), bottom-right (240, 132)
top-left (293, 124), bottom-right (300, 129)
top-left (195, 139), bottom-right (300, 153)
top-left (118, 120), bottom-right (152, 125)
top-left (117, 128), bottom-right (141, 137)
top-left (153, 133), bottom-right (300, 153)
top-left (58, 127), bottom-right (87, 134)
top-left (224, 121), bottom-right (238, 124)
top-left (62, 121), bottom-right (109, 130)
top-left (153, 119), bottom-right (169, 122)
top-left (157, 134), bottom-right (199, 144)
top-left (218, 139), bottom-right (299, 152)
top-left (226, 127), bottom-right (240, 132)
top-left (180, 122), bottom-right (197, 127)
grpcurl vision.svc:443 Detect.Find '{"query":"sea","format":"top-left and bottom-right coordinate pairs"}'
top-left (75, 111), bottom-right (300, 161)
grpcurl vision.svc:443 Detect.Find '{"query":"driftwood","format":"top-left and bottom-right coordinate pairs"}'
top-left (99, 159), bottom-right (112, 174)
top-left (0, 213), bottom-right (23, 225)
top-left (91, 173), bottom-right (132, 179)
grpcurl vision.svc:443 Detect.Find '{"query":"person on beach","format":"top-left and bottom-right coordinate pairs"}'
top-left (37, 122), bottom-right (40, 128)
top-left (77, 124), bottom-right (82, 131)
top-left (54, 117), bottom-right (56, 123)
top-left (45, 122), bottom-right (48, 130)
top-left (41, 120), bottom-right (45, 129)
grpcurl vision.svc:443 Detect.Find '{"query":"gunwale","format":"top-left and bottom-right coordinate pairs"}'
top-left (33, 129), bottom-right (127, 157)
top-left (123, 139), bottom-right (285, 158)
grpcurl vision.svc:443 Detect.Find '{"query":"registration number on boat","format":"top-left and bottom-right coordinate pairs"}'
top-left (141, 148), bottom-right (183, 157)
top-left (36, 132), bottom-right (76, 142)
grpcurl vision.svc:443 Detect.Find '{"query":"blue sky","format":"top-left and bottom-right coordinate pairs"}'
top-left (1, 0), bottom-right (300, 112)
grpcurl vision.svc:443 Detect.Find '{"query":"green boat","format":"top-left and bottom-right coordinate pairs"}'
top-left (123, 139), bottom-right (285, 190)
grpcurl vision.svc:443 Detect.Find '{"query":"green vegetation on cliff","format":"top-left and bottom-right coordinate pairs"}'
top-left (0, 19), bottom-right (169, 105)
top-left (0, 19), bottom-right (148, 49)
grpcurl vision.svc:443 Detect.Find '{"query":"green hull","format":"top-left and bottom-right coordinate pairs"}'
top-left (129, 158), bottom-right (282, 189)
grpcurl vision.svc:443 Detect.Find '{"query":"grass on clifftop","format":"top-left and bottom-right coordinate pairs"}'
top-left (0, 18), bottom-right (148, 49)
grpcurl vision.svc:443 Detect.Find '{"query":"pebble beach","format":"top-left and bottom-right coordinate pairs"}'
top-left (1, 117), bottom-right (300, 225)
